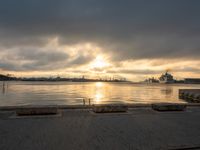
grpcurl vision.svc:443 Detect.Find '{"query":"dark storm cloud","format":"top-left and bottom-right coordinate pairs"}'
top-left (19, 49), bottom-right (69, 71)
top-left (0, 60), bottom-right (17, 71)
top-left (68, 55), bottom-right (94, 66)
top-left (107, 67), bottom-right (200, 75)
top-left (0, 46), bottom-right (96, 71)
top-left (107, 69), bottom-right (160, 75)
top-left (17, 49), bottom-right (68, 63)
top-left (0, 48), bottom-right (69, 71)
top-left (0, 0), bottom-right (200, 70)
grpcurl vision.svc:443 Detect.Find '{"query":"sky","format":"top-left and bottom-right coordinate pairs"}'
top-left (0, 0), bottom-right (200, 81)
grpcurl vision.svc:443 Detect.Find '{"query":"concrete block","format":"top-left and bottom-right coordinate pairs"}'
top-left (93, 104), bottom-right (128, 113)
top-left (16, 107), bottom-right (58, 116)
top-left (152, 103), bottom-right (186, 111)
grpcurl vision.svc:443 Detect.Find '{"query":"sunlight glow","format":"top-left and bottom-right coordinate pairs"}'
top-left (91, 55), bottom-right (109, 69)
top-left (95, 82), bottom-right (103, 87)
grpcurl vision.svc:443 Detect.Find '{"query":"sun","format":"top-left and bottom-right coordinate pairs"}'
top-left (91, 55), bottom-right (109, 69)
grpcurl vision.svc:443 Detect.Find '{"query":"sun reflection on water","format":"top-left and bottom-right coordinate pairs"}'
top-left (94, 82), bottom-right (104, 104)
top-left (95, 82), bottom-right (103, 87)
top-left (94, 93), bottom-right (103, 104)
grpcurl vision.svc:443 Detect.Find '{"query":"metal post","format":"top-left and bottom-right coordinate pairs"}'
top-left (2, 81), bottom-right (5, 94)
top-left (89, 98), bottom-right (91, 106)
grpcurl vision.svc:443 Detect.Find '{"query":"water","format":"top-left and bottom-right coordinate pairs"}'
top-left (0, 81), bottom-right (200, 106)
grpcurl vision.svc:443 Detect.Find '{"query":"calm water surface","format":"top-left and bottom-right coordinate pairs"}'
top-left (0, 81), bottom-right (200, 106)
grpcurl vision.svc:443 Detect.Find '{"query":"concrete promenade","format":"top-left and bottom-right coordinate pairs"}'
top-left (1, 106), bottom-right (200, 150)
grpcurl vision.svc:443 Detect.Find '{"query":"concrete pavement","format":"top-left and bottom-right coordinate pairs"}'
top-left (1, 107), bottom-right (200, 150)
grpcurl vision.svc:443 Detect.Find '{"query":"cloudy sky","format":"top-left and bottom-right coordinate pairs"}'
top-left (0, 0), bottom-right (200, 81)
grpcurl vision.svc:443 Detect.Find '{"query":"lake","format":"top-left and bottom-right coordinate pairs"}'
top-left (0, 81), bottom-right (200, 106)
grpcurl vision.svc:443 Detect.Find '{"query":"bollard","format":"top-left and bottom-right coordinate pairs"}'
top-left (93, 104), bottom-right (128, 113)
top-left (152, 103), bottom-right (187, 111)
top-left (2, 81), bottom-right (5, 94)
top-left (83, 99), bottom-right (86, 106)
top-left (89, 98), bottom-right (91, 106)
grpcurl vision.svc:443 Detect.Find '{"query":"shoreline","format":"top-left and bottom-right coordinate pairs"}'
top-left (1, 80), bottom-right (200, 84)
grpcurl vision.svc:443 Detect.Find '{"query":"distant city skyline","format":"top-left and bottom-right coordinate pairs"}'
top-left (0, 0), bottom-right (200, 81)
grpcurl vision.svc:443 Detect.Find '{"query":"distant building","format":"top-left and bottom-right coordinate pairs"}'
top-left (159, 71), bottom-right (175, 84)
top-left (184, 78), bottom-right (200, 84)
